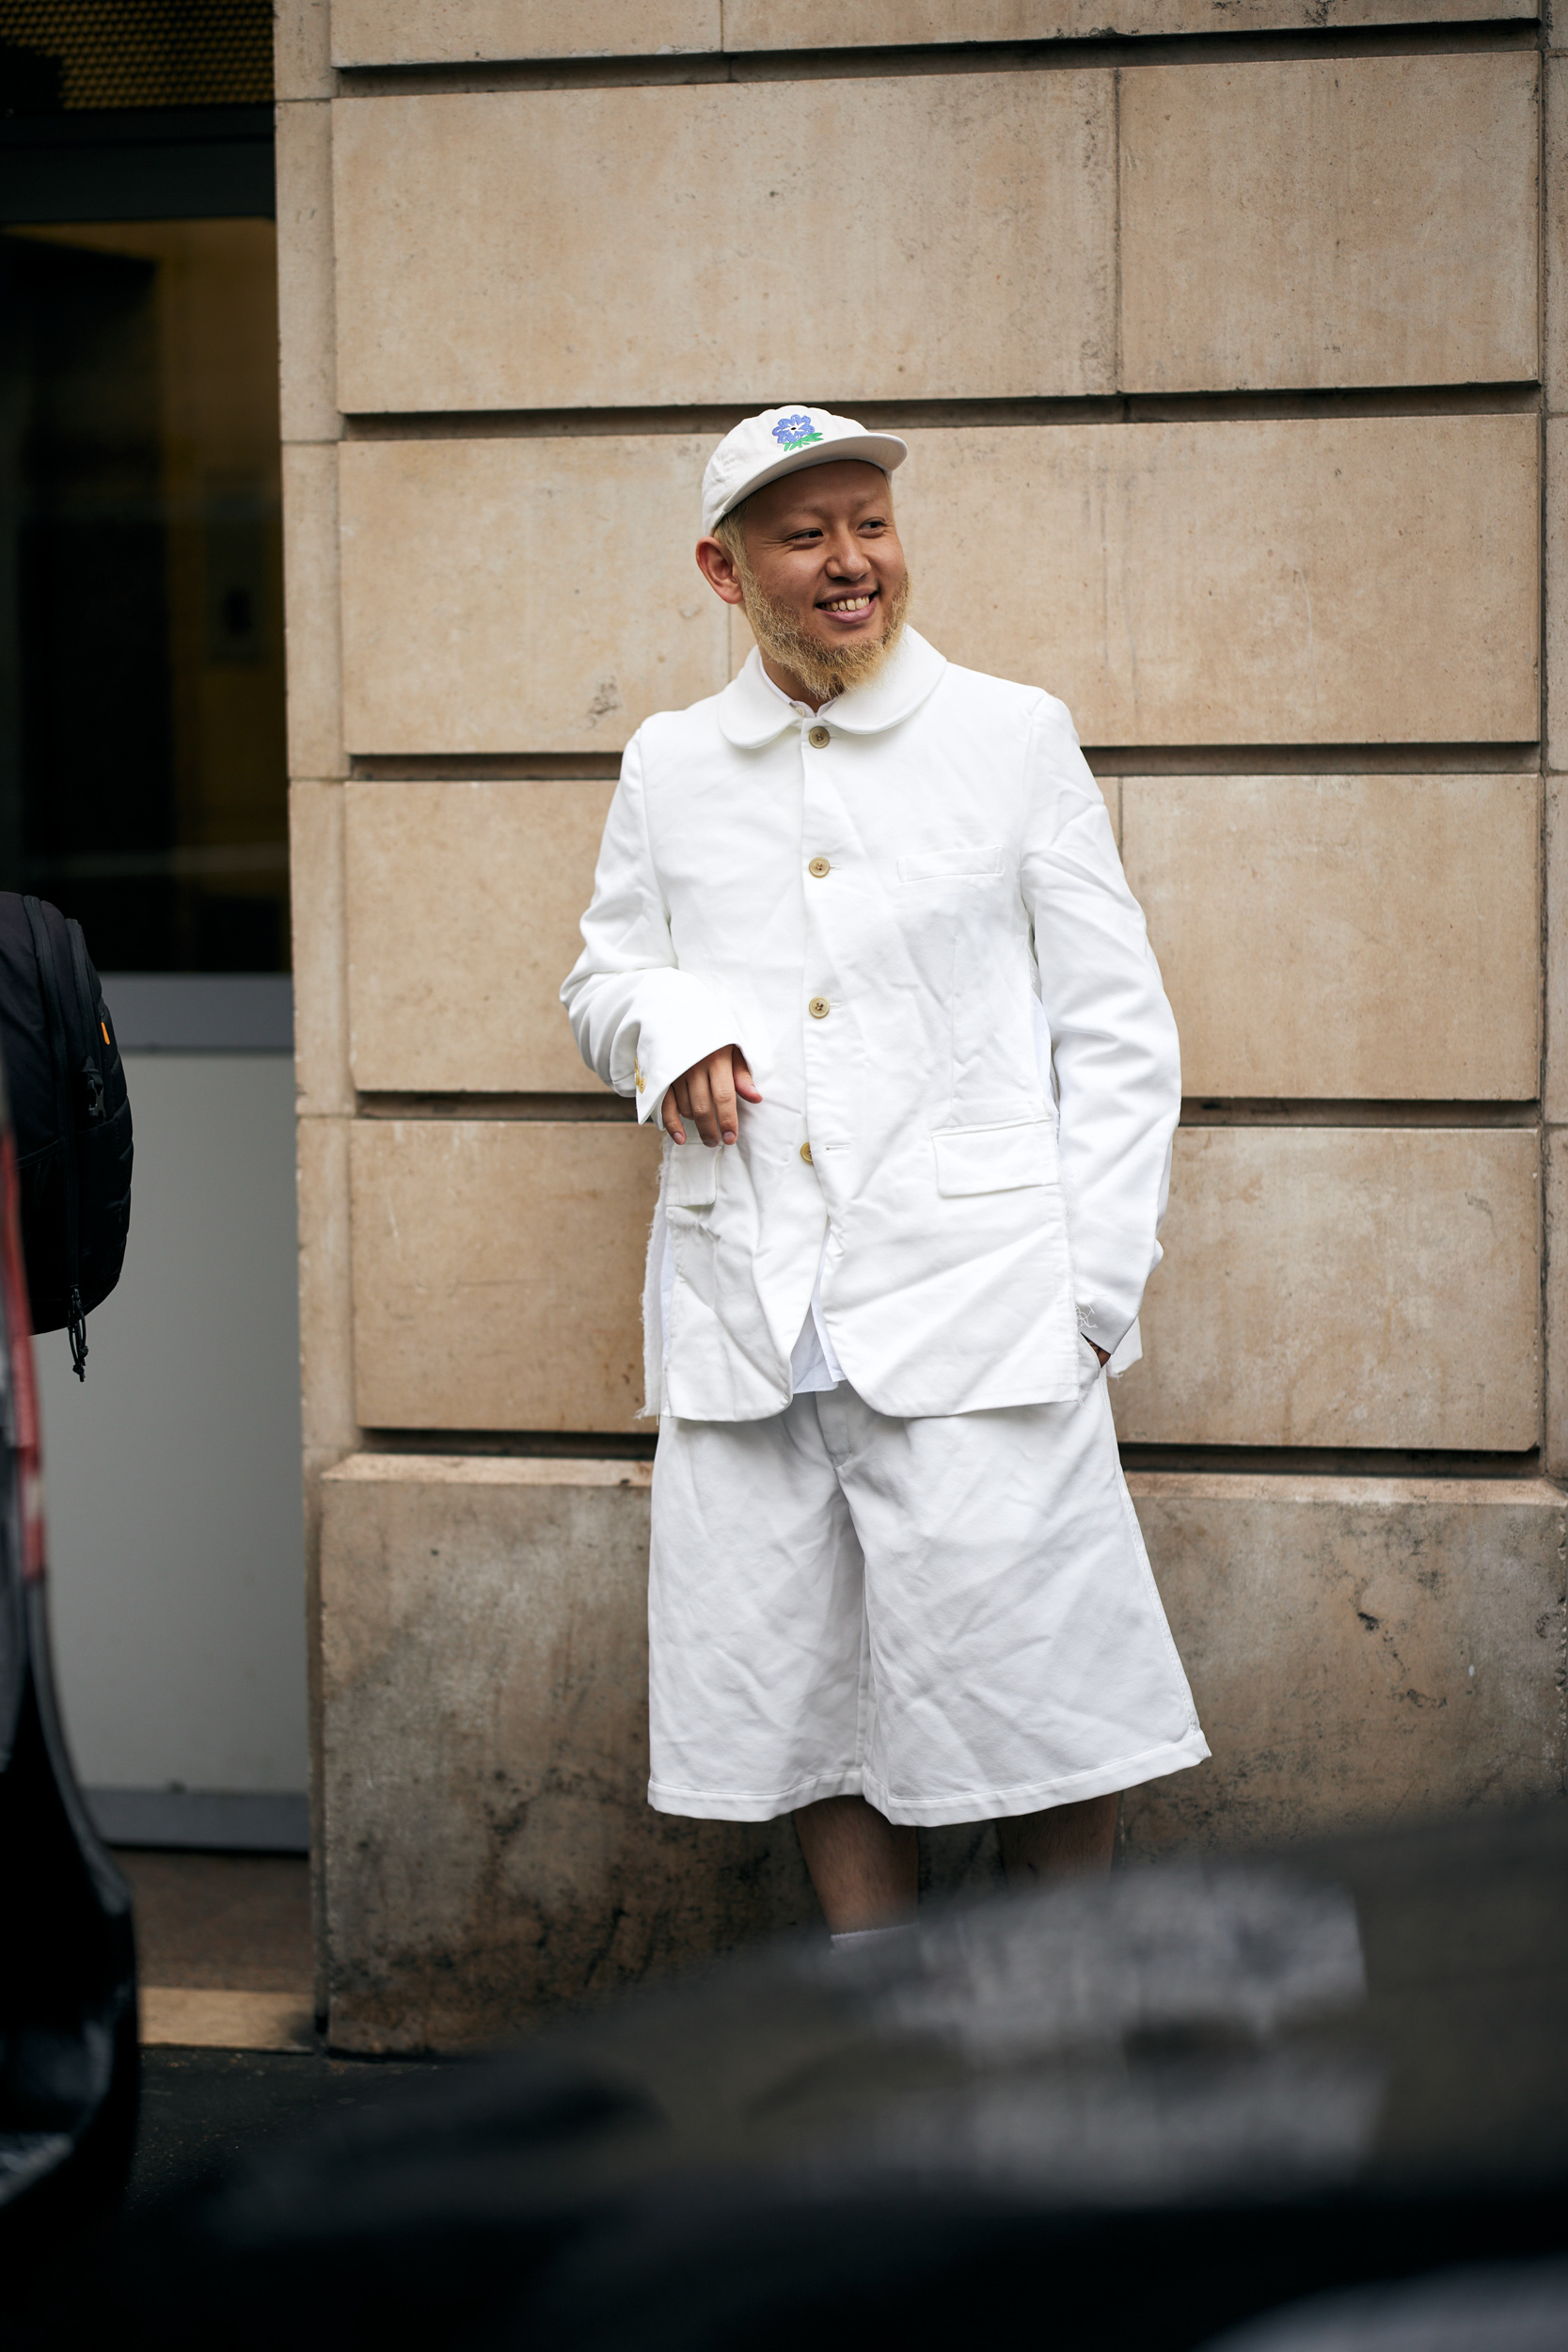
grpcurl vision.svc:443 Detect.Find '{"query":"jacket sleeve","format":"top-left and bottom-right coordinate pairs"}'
top-left (561, 732), bottom-right (749, 1123)
top-left (1020, 698), bottom-right (1181, 1357)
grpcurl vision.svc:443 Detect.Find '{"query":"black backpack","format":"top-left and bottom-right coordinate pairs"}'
top-left (0, 897), bottom-right (133, 1379)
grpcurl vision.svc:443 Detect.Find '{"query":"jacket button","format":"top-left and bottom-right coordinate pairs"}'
top-left (808, 724), bottom-right (831, 748)
top-left (808, 857), bottom-right (831, 878)
top-left (808, 996), bottom-right (830, 1020)
top-left (800, 1141), bottom-right (814, 1165)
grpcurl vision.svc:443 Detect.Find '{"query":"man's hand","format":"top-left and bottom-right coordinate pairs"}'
top-left (662, 1044), bottom-right (762, 1148)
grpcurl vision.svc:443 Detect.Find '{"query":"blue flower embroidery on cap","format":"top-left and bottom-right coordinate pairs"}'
top-left (772, 412), bottom-right (824, 449)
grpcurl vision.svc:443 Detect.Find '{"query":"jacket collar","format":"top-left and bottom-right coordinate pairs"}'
top-left (715, 626), bottom-right (947, 749)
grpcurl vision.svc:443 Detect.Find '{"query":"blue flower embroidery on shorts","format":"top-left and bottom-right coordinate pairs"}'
top-left (772, 412), bottom-right (824, 449)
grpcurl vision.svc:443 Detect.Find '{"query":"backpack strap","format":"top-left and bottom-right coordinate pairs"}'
top-left (23, 896), bottom-right (86, 1380)
top-left (65, 919), bottom-right (106, 1129)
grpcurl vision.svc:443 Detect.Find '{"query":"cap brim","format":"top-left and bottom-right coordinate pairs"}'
top-left (708, 431), bottom-right (909, 529)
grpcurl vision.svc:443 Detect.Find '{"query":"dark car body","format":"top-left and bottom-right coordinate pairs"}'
top-left (0, 1087), bottom-right (137, 2241)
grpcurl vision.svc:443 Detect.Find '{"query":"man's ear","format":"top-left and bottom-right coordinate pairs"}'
top-left (695, 535), bottom-right (746, 607)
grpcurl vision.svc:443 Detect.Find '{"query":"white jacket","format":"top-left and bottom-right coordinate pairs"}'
top-left (562, 627), bottom-right (1180, 1424)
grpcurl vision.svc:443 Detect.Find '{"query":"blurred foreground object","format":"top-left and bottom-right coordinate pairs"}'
top-left (0, 1064), bottom-right (137, 2241)
top-left (90, 1802), bottom-right (1568, 2349)
top-left (0, 896), bottom-right (132, 1380)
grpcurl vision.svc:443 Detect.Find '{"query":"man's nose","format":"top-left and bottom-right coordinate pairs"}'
top-left (823, 527), bottom-right (869, 575)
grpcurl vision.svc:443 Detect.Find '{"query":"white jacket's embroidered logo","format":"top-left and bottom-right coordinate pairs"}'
top-left (772, 413), bottom-right (823, 449)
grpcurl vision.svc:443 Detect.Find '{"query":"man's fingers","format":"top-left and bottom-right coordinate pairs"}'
top-left (708, 1053), bottom-right (738, 1146)
top-left (686, 1064), bottom-right (720, 1146)
top-left (665, 1045), bottom-right (757, 1148)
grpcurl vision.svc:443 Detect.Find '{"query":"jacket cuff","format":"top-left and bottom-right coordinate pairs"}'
top-left (1077, 1304), bottom-right (1118, 1354)
top-left (628, 969), bottom-right (748, 1125)
top-left (1074, 1226), bottom-right (1162, 1360)
top-left (1076, 1296), bottom-right (1137, 1359)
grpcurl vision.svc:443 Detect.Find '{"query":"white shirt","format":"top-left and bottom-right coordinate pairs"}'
top-left (565, 628), bottom-right (1177, 1424)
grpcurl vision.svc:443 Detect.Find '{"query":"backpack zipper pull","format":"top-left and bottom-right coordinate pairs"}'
top-left (68, 1286), bottom-right (87, 1382)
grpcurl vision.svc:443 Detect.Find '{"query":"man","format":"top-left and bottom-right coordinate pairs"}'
top-left (563, 405), bottom-right (1207, 1941)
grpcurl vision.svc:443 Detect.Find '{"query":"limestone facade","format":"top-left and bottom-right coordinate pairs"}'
top-left (277, 0), bottom-right (1566, 2046)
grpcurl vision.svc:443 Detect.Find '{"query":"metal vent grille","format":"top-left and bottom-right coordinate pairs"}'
top-left (0, 0), bottom-right (273, 114)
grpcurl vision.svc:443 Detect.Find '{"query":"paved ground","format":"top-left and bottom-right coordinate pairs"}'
top-left (115, 1847), bottom-right (313, 1994)
top-left (0, 1856), bottom-right (452, 2344)
top-left (131, 2047), bottom-right (451, 2209)
top-left (111, 1850), bottom-right (449, 2210)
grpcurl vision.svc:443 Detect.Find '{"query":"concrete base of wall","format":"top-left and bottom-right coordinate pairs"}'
top-left (319, 1457), bottom-right (1567, 2052)
top-left (1121, 1472), bottom-right (1568, 1852)
top-left (319, 1455), bottom-right (815, 2052)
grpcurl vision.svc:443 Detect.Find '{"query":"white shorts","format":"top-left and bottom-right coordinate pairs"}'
top-left (647, 1375), bottom-right (1209, 1828)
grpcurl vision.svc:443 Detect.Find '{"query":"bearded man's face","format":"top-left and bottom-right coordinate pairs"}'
top-left (713, 460), bottom-right (911, 705)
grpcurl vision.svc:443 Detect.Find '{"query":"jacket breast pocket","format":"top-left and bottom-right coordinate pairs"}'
top-left (896, 842), bottom-right (1004, 884)
top-left (933, 1117), bottom-right (1059, 1197)
top-left (665, 1141), bottom-right (721, 1212)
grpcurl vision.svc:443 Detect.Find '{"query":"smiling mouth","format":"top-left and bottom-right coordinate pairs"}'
top-left (817, 592), bottom-right (877, 616)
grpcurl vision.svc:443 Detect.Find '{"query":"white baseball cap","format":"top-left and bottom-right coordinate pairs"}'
top-left (701, 405), bottom-right (908, 535)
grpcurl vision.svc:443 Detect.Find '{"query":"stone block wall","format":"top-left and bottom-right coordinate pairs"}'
top-left (277, 0), bottom-right (1568, 2047)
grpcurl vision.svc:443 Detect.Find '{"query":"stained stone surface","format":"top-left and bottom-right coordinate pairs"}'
top-left (319, 1455), bottom-right (816, 2050)
top-left (1112, 1127), bottom-right (1542, 1452)
top-left (1122, 774), bottom-right (1541, 1101)
top-left (1121, 1475), bottom-right (1568, 1855)
top-left (319, 1460), bottom-right (1566, 2049)
top-left (332, 0), bottom-right (1538, 62)
top-left (1119, 54), bottom-right (1538, 391)
top-left (343, 777), bottom-right (615, 1094)
top-left (331, 76), bottom-right (1116, 412)
top-left (348, 1120), bottom-right (659, 1432)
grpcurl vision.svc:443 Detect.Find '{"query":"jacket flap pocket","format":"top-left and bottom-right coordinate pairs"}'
top-left (933, 1118), bottom-right (1058, 1197)
top-left (666, 1140), bottom-right (721, 1210)
top-left (897, 842), bottom-right (1004, 884)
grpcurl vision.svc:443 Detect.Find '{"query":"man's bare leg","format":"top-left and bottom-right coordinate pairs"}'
top-left (793, 1794), bottom-right (918, 1931)
top-left (996, 1793), bottom-right (1118, 1884)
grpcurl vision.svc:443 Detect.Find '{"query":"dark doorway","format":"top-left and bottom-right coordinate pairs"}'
top-left (0, 218), bottom-right (287, 973)
top-left (0, 1), bottom-right (283, 975)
